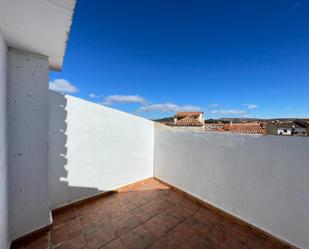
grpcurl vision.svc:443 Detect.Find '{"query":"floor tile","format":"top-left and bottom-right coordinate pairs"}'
top-left (97, 203), bottom-right (129, 221)
top-left (168, 221), bottom-right (201, 249)
top-left (163, 191), bottom-right (184, 206)
top-left (117, 191), bottom-right (141, 209)
top-left (53, 206), bottom-right (77, 227)
top-left (78, 211), bottom-right (101, 230)
top-left (100, 238), bottom-right (126, 249)
top-left (195, 237), bottom-right (219, 249)
top-left (224, 220), bottom-right (250, 245)
top-left (12, 178), bottom-right (294, 249)
top-left (74, 200), bottom-right (99, 217)
top-left (51, 219), bottom-right (83, 246)
top-left (53, 234), bottom-right (87, 249)
top-left (163, 199), bottom-right (199, 222)
top-left (111, 212), bottom-right (141, 236)
top-left (84, 221), bottom-right (116, 249)
top-left (192, 207), bottom-right (222, 227)
top-left (183, 217), bottom-right (211, 237)
top-left (11, 231), bottom-right (49, 249)
top-left (131, 198), bottom-right (171, 223)
top-left (145, 211), bottom-right (180, 238)
top-left (147, 234), bottom-right (178, 249)
top-left (247, 233), bottom-right (267, 249)
top-left (120, 224), bottom-right (155, 249)
top-left (206, 223), bottom-right (227, 245)
top-left (130, 204), bottom-right (153, 223)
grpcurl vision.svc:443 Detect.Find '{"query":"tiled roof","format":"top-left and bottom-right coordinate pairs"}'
top-left (175, 112), bottom-right (202, 118)
top-left (224, 123), bottom-right (266, 134)
top-left (174, 115), bottom-right (204, 126)
top-left (275, 122), bottom-right (305, 129)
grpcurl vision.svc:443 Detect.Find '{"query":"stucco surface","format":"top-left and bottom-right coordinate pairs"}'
top-left (154, 128), bottom-right (309, 249)
top-left (8, 49), bottom-right (50, 240)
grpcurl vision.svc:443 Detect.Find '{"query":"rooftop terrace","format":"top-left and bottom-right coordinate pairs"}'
top-left (12, 178), bottom-right (292, 249)
top-left (1, 2), bottom-right (309, 249)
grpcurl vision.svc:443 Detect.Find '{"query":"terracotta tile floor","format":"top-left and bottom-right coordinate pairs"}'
top-left (12, 178), bottom-right (293, 249)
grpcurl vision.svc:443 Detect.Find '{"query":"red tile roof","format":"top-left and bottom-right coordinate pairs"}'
top-left (175, 112), bottom-right (202, 118)
top-left (174, 115), bottom-right (204, 126)
top-left (224, 123), bottom-right (266, 134)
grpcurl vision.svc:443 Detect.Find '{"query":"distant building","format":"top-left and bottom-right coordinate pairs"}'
top-left (267, 121), bottom-right (307, 136)
top-left (223, 122), bottom-right (266, 135)
top-left (204, 123), bottom-right (225, 131)
top-left (173, 112), bottom-right (204, 130)
top-left (304, 119), bottom-right (309, 135)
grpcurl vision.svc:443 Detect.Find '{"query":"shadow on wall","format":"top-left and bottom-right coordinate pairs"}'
top-left (49, 90), bottom-right (102, 209)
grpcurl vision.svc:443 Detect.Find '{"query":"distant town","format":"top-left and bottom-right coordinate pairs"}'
top-left (154, 112), bottom-right (309, 136)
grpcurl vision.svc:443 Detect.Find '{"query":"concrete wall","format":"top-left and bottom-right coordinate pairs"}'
top-left (8, 49), bottom-right (50, 240)
top-left (154, 128), bottom-right (309, 249)
top-left (0, 32), bottom-right (10, 249)
top-left (49, 92), bottom-right (154, 208)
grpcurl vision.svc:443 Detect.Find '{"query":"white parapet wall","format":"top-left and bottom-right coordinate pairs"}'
top-left (0, 32), bottom-right (9, 249)
top-left (49, 92), bottom-right (154, 208)
top-left (8, 49), bottom-right (50, 240)
top-left (154, 128), bottom-right (309, 249)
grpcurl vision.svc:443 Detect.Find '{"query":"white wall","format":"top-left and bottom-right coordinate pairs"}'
top-left (8, 49), bottom-right (50, 240)
top-left (154, 129), bottom-right (309, 249)
top-left (49, 92), bottom-right (154, 208)
top-left (0, 32), bottom-right (10, 249)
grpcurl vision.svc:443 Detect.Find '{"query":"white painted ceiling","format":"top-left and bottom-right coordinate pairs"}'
top-left (0, 0), bottom-right (76, 71)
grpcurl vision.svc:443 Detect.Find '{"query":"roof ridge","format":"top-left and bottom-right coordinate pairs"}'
top-left (175, 115), bottom-right (203, 126)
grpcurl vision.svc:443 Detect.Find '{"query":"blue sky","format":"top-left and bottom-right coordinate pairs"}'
top-left (50, 0), bottom-right (309, 120)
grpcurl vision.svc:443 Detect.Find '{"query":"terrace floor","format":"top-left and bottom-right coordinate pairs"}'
top-left (12, 178), bottom-right (292, 249)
